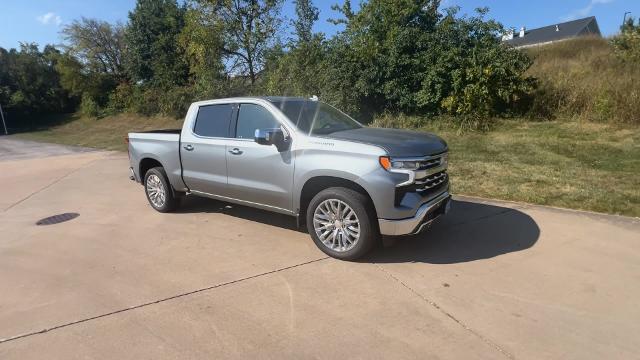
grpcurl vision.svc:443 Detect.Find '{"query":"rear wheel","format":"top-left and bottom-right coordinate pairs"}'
top-left (306, 187), bottom-right (378, 260)
top-left (144, 167), bottom-right (179, 212)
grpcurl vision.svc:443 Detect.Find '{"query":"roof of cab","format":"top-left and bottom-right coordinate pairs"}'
top-left (191, 96), bottom-right (311, 106)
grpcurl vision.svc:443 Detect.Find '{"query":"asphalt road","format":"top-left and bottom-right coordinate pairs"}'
top-left (0, 136), bottom-right (639, 359)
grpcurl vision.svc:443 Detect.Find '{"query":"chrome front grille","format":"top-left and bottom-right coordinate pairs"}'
top-left (392, 152), bottom-right (449, 207)
top-left (417, 158), bottom-right (442, 170)
top-left (412, 153), bottom-right (448, 181)
top-left (415, 171), bottom-right (447, 192)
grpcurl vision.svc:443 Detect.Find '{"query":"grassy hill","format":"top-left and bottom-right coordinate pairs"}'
top-left (526, 36), bottom-right (640, 125)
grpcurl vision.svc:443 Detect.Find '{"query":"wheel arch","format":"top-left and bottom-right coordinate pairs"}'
top-left (298, 176), bottom-right (378, 227)
top-left (139, 157), bottom-right (164, 181)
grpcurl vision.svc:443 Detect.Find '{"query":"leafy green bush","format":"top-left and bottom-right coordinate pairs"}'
top-left (127, 87), bottom-right (160, 116)
top-left (419, 9), bottom-right (535, 118)
top-left (79, 93), bottom-right (100, 118)
top-left (158, 86), bottom-right (194, 118)
top-left (612, 30), bottom-right (640, 62)
top-left (370, 113), bottom-right (429, 129)
top-left (106, 83), bottom-right (134, 114)
top-left (121, 85), bottom-right (193, 118)
top-left (370, 112), bottom-right (495, 132)
top-left (301, 3), bottom-right (535, 126)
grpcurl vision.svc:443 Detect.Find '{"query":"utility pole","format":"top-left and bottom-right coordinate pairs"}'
top-left (623, 12), bottom-right (632, 32)
top-left (0, 104), bottom-right (7, 135)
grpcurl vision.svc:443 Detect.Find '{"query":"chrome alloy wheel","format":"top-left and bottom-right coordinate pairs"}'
top-left (146, 174), bottom-right (166, 208)
top-left (313, 199), bottom-right (360, 252)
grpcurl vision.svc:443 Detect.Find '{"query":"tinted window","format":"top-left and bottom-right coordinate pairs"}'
top-left (274, 100), bottom-right (305, 126)
top-left (193, 104), bottom-right (233, 137)
top-left (235, 104), bottom-right (279, 139)
top-left (270, 100), bottom-right (361, 135)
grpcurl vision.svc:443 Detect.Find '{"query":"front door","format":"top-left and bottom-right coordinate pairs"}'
top-left (180, 103), bottom-right (233, 195)
top-left (226, 103), bottom-right (294, 213)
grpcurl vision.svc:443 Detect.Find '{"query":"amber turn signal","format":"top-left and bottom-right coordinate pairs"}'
top-left (379, 156), bottom-right (391, 170)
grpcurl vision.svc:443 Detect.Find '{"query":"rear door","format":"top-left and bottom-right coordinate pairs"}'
top-left (225, 103), bottom-right (295, 213)
top-left (180, 103), bottom-right (234, 195)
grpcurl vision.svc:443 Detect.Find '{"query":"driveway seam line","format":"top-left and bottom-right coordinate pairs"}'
top-left (2, 157), bottom-right (103, 212)
top-left (0, 256), bottom-right (329, 345)
top-left (374, 264), bottom-right (515, 360)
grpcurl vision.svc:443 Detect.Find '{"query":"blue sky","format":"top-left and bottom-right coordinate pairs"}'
top-left (1, 0), bottom-right (639, 50)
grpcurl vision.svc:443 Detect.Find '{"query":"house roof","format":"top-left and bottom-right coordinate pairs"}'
top-left (505, 16), bottom-right (601, 48)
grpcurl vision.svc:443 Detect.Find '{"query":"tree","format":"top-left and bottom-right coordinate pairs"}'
top-left (323, 0), bottom-right (442, 117)
top-left (55, 50), bottom-right (117, 108)
top-left (292, 0), bottom-right (319, 43)
top-left (424, 8), bottom-right (534, 118)
top-left (62, 17), bottom-right (127, 80)
top-left (199, 0), bottom-right (284, 86)
top-left (0, 48), bottom-right (10, 107)
top-left (178, 5), bottom-right (227, 98)
top-left (621, 16), bottom-right (638, 33)
top-left (319, 1), bottom-right (533, 121)
top-left (0, 44), bottom-right (72, 126)
top-left (125, 0), bottom-right (189, 87)
top-left (261, 36), bottom-right (327, 96)
top-left (613, 19), bottom-right (640, 62)
top-left (261, 0), bottom-right (324, 96)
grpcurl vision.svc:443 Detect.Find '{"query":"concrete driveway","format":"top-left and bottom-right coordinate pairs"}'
top-left (0, 137), bottom-right (638, 359)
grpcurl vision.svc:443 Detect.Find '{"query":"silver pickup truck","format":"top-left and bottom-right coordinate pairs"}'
top-left (127, 97), bottom-right (450, 260)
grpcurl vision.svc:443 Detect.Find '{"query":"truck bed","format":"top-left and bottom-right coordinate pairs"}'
top-left (136, 129), bottom-right (181, 134)
top-left (128, 130), bottom-right (186, 191)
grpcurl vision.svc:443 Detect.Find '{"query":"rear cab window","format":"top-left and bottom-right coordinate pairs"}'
top-left (193, 104), bottom-right (234, 138)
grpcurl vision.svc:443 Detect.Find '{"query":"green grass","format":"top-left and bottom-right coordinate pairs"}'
top-left (15, 113), bottom-right (182, 151)
top-left (434, 120), bottom-right (640, 217)
top-left (14, 113), bottom-right (640, 217)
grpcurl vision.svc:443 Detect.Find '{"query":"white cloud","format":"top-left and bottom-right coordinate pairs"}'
top-left (561, 0), bottom-right (614, 22)
top-left (36, 12), bottom-right (62, 26)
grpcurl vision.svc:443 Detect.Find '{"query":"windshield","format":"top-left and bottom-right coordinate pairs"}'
top-left (270, 99), bottom-right (362, 135)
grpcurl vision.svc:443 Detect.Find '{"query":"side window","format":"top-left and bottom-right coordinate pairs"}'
top-left (235, 104), bottom-right (279, 139)
top-left (193, 104), bottom-right (233, 137)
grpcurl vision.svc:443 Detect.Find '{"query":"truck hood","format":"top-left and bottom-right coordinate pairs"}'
top-left (325, 127), bottom-right (448, 157)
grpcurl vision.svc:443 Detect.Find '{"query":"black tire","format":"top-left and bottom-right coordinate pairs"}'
top-left (144, 167), bottom-right (179, 213)
top-left (306, 187), bottom-right (379, 260)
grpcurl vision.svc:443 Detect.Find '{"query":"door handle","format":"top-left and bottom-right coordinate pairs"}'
top-left (229, 148), bottom-right (243, 155)
top-left (183, 144), bottom-right (194, 151)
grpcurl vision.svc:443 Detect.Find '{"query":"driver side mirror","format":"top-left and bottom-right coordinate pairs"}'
top-left (255, 128), bottom-right (290, 151)
top-left (254, 128), bottom-right (286, 146)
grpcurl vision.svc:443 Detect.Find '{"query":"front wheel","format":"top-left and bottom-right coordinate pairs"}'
top-left (144, 167), bottom-right (179, 213)
top-left (306, 187), bottom-right (379, 260)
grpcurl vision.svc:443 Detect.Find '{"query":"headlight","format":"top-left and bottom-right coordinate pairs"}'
top-left (379, 157), bottom-right (419, 171)
top-left (391, 161), bottom-right (419, 170)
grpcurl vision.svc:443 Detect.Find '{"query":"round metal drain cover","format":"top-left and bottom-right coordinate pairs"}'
top-left (36, 213), bottom-right (79, 226)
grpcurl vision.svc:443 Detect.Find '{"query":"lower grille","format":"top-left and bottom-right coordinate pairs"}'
top-left (394, 171), bottom-right (449, 207)
top-left (415, 171), bottom-right (447, 192)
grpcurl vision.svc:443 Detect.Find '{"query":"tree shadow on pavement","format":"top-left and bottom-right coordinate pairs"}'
top-left (368, 199), bottom-right (540, 264)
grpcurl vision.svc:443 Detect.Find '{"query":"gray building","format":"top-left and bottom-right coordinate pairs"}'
top-left (503, 16), bottom-right (602, 48)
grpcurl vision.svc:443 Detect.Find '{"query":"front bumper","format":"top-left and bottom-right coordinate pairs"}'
top-left (378, 191), bottom-right (451, 236)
